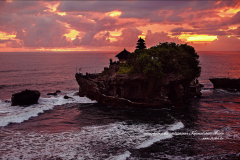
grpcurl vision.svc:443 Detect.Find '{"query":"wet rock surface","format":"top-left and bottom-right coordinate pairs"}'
top-left (47, 90), bottom-right (61, 96)
top-left (76, 73), bottom-right (183, 108)
top-left (209, 78), bottom-right (240, 90)
top-left (11, 89), bottom-right (40, 106)
top-left (64, 95), bottom-right (73, 99)
top-left (47, 92), bottom-right (57, 96)
top-left (76, 63), bottom-right (202, 108)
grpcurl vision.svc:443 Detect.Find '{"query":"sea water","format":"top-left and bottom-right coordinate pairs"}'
top-left (0, 51), bottom-right (240, 159)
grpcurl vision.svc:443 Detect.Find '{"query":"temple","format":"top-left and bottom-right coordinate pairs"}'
top-left (115, 48), bottom-right (130, 62)
top-left (136, 37), bottom-right (146, 49)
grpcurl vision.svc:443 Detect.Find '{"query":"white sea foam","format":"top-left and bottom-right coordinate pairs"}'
top-left (135, 121), bottom-right (184, 149)
top-left (0, 121), bottom-right (183, 159)
top-left (200, 89), bottom-right (212, 93)
top-left (108, 151), bottom-right (131, 160)
top-left (135, 133), bottom-right (173, 149)
top-left (0, 91), bottom-right (184, 159)
top-left (167, 121), bottom-right (184, 131)
top-left (0, 91), bottom-right (96, 127)
top-left (214, 89), bottom-right (240, 95)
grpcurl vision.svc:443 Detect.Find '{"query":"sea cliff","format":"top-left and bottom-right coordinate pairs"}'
top-left (75, 42), bottom-right (202, 108)
top-left (75, 64), bottom-right (201, 108)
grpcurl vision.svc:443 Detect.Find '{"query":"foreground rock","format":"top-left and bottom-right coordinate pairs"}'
top-left (64, 95), bottom-right (73, 99)
top-left (209, 78), bottom-right (240, 90)
top-left (47, 90), bottom-right (61, 96)
top-left (47, 92), bottom-right (57, 96)
top-left (11, 89), bottom-right (40, 106)
top-left (56, 90), bottom-right (61, 93)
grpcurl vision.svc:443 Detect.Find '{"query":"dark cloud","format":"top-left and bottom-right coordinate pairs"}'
top-left (73, 28), bottom-right (142, 48)
top-left (7, 40), bottom-right (23, 48)
top-left (171, 27), bottom-right (229, 36)
top-left (0, 0), bottom-right (6, 12)
top-left (234, 26), bottom-right (240, 35)
top-left (0, 13), bottom-right (15, 33)
top-left (149, 15), bottom-right (165, 23)
top-left (145, 30), bottom-right (184, 47)
top-left (195, 11), bottom-right (219, 19)
top-left (90, 32), bottom-right (111, 47)
top-left (194, 36), bottom-right (240, 51)
top-left (67, 15), bottom-right (138, 47)
top-left (72, 36), bottom-right (81, 46)
top-left (57, 1), bottom-right (203, 13)
top-left (113, 28), bottom-right (142, 47)
top-left (16, 8), bottom-right (48, 15)
top-left (73, 31), bottom-right (111, 47)
top-left (120, 11), bottom-right (153, 19)
top-left (188, 1), bottom-right (238, 12)
top-left (15, 17), bottom-right (71, 48)
top-left (187, 11), bottom-right (240, 31)
top-left (0, 39), bottom-right (11, 43)
top-left (228, 26), bottom-right (240, 37)
top-left (229, 11), bottom-right (240, 25)
top-left (57, 1), bottom-right (239, 21)
top-left (56, 15), bottom-right (95, 32)
top-left (58, 1), bottom-right (125, 13)
top-left (2, 1), bottom-right (47, 14)
top-left (166, 15), bottom-right (184, 23)
top-left (79, 30), bottom-right (96, 45)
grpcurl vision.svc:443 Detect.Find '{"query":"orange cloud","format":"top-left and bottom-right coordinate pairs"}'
top-left (0, 1), bottom-right (240, 51)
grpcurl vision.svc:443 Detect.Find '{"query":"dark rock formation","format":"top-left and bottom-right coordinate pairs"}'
top-left (5, 100), bottom-right (11, 103)
top-left (11, 89), bottom-right (40, 106)
top-left (209, 78), bottom-right (240, 90)
top-left (47, 92), bottom-right (57, 96)
top-left (64, 95), bottom-right (73, 99)
top-left (75, 64), bottom-right (202, 108)
top-left (73, 92), bottom-right (79, 96)
top-left (76, 72), bottom-right (186, 108)
top-left (56, 90), bottom-right (61, 93)
top-left (47, 90), bottom-right (61, 96)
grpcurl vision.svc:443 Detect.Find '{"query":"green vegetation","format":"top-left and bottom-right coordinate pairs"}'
top-left (117, 42), bottom-right (201, 85)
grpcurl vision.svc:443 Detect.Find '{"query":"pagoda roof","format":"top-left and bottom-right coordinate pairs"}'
top-left (137, 37), bottom-right (145, 43)
top-left (115, 48), bottom-right (130, 59)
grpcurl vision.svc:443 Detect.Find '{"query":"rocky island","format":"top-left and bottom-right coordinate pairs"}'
top-left (76, 39), bottom-right (202, 108)
top-left (209, 78), bottom-right (240, 90)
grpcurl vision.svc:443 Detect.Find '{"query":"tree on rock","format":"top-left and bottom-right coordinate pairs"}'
top-left (118, 42), bottom-right (201, 87)
top-left (136, 37), bottom-right (146, 49)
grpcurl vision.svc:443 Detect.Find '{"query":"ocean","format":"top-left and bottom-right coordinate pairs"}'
top-left (0, 51), bottom-right (240, 159)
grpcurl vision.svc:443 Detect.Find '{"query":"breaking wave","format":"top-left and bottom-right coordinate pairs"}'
top-left (0, 91), bottom-right (96, 127)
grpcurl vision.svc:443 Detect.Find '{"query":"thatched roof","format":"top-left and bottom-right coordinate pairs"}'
top-left (115, 48), bottom-right (130, 60)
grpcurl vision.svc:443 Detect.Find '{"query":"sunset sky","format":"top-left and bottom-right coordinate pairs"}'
top-left (0, 0), bottom-right (240, 52)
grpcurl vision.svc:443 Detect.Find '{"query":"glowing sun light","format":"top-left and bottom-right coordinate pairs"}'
top-left (106, 11), bottom-right (122, 17)
top-left (64, 29), bottom-right (80, 40)
top-left (187, 35), bottom-right (218, 42)
top-left (57, 12), bottom-right (66, 16)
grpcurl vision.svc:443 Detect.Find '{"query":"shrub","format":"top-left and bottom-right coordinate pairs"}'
top-left (119, 42), bottom-right (201, 85)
